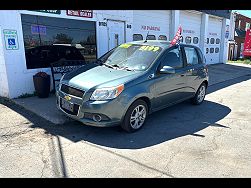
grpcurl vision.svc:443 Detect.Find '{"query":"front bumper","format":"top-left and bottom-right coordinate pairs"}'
top-left (56, 89), bottom-right (126, 127)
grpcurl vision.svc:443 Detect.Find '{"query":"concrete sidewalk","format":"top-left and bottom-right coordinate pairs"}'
top-left (13, 63), bottom-right (251, 125)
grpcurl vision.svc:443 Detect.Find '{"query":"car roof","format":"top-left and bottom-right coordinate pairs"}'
top-left (126, 40), bottom-right (199, 50)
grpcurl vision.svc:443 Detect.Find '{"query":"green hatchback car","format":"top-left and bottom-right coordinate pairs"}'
top-left (56, 40), bottom-right (209, 132)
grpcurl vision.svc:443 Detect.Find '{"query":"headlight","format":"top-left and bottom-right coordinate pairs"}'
top-left (90, 84), bottom-right (124, 101)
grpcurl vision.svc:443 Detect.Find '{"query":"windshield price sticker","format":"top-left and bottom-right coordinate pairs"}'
top-left (139, 45), bottom-right (160, 52)
top-left (119, 43), bottom-right (132, 48)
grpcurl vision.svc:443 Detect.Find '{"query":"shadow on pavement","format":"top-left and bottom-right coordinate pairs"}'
top-left (27, 100), bottom-right (231, 149)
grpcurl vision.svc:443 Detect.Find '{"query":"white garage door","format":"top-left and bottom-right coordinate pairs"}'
top-left (132, 10), bottom-right (171, 41)
top-left (205, 17), bottom-right (222, 64)
top-left (180, 10), bottom-right (202, 47)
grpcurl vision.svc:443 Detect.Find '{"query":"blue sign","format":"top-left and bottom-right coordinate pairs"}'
top-left (3, 29), bottom-right (19, 50)
top-left (31, 25), bottom-right (46, 35)
top-left (8, 38), bottom-right (16, 45)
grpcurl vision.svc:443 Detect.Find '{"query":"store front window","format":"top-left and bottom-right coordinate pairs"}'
top-left (21, 14), bottom-right (97, 69)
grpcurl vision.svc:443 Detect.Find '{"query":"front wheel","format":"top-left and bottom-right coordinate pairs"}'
top-left (121, 99), bottom-right (148, 133)
top-left (191, 83), bottom-right (207, 105)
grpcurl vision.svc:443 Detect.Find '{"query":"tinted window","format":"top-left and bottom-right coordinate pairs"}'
top-left (216, 38), bottom-right (220, 44)
top-left (184, 47), bottom-right (199, 66)
top-left (133, 34), bottom-right (143, 41)
top-left (161, 47), bottom-right (183, 69)
top-left (193, 37), bottom-right (199, 44)
top-left (210, 38), bottom-right (215, 44)
top-left (146, 35), bottom-right (156, 40)
top-left (215, 47), bottom-right (219, 53)
top-left (210, 48), bottom-right (214, 53)
top-left (158, 35), bottom-right (167, 40)
top-left (185, 36), bottom-right (192, 44)
top-left (21, 14), bottom-right (96, 69)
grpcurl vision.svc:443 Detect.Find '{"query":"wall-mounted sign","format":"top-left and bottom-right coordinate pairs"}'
top-left (66, 10), bottom-right (93, 18)
top-left (31, 25), bottom-right (46, 35)
top-left (29, 10), bottom-right (61, 14)
top-left (141, 25), bottom-right (160, 31)
top-left (3, 29), bottom-right (19, 50)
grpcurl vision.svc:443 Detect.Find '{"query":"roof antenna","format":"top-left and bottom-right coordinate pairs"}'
top-left (144, 31), bottom-right (149, 43)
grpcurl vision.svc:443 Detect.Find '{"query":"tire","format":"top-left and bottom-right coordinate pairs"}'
top-left (191, 83), bottom-right (207, 105)
top-left (121, 99), bottom-right (148, 133)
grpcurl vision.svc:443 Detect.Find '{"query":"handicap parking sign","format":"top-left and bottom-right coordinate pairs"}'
top-left (8, 38), bottom-right (16, 45)
top-left (3, 29), bottom-right (19, 50)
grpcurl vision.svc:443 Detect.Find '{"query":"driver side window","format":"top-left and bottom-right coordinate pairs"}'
top-left (160, 47), bottom-right (183, 69)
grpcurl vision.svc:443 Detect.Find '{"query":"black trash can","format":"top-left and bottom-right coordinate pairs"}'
top-left (33, 72), bottom-right (51, 98)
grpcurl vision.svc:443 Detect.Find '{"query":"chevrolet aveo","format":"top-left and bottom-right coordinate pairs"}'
top-left (56, 40), bottom-right (209, 132)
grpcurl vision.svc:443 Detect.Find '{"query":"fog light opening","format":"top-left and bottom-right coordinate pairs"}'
top-left (93, 114), bottom-right (102, 122)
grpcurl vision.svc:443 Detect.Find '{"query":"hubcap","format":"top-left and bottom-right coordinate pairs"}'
top-left (197, 85), bottom-right (206, 103)
top-left (130, 105), bottom-right (147, 129)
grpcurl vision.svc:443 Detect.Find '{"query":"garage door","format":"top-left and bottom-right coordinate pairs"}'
top-left (180, 10), bottom-right (202, 47)
top-left (132, 10), bottom-right (171, 41)
top-left (205, 17), bottom-right (222, 64)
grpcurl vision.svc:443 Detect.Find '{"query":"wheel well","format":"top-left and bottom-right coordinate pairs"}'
top-left (137, 97), bottom-right (151, 111)
top-left (203, 80), bottom-right (208, 88)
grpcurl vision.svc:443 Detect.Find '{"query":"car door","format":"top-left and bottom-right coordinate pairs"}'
top-left (152, 46), bottom-right (188, 110)
top-left (183, 46), bottom-right (204, 96)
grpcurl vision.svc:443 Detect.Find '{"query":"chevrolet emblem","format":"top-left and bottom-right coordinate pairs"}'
top-left (64, 95), bottom-right (71, 101)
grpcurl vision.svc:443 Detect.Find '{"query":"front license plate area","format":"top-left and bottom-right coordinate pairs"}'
top-left (61, 98), bottom-right (74, 112)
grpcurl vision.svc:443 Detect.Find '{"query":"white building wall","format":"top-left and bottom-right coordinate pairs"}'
top-left (95, 10), bottom-right (133, 57)
top-left (0, 25), bottom-right (10, 97)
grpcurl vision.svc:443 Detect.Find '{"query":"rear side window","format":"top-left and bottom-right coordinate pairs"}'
top-left (184, 47), bottom-right (199, 66)
top-left (133, 34), bottom-right (143, 41)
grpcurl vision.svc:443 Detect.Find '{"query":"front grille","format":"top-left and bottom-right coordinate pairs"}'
top-left (60, 84), bottom-right (85, 98)
top-left (60, 98), bottom-right (80, 116)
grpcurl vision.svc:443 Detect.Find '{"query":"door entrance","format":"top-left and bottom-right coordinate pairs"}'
top-left (107, 20), bottom-right (125, 50)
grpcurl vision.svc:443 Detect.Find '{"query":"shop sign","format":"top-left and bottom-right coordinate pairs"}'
top-left (29, 10), bottom-right (61, 14)
top-left (141, 25), bottom-right (160, 31)
top-left (66, 10), bottom-right (93, 18)
top-left (3, 29), bottom-right (19, 50)
top-left (31, 25), bottom-right (46, 35)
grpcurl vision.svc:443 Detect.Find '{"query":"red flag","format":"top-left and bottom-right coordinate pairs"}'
top-left (170, 26), bottom-right (182, 47)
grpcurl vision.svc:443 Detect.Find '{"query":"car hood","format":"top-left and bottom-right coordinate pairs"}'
top-left (62, 63), bottom-right (142, 90)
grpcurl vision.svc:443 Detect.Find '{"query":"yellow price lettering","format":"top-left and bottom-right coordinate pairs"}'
top-left (147, 46), bottom-right (155, 51)
top-left (119, 43), bottom-right (132, 48)
top-left (153, 47), bottom-right (160, 52)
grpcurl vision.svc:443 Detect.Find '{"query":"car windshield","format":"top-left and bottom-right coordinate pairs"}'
top-left (103, 43), bottom-right (163, 71)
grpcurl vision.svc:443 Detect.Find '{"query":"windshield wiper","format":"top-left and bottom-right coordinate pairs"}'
top-left (119, 66), bottom-right (135, 71)
top-left (103, 63), bottom-right (115, 69)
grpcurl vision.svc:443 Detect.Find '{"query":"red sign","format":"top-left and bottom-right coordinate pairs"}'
top-left (170, 26), bottom-right (182, 47)
top-left (66, 10), bottom-right (93, 18)
top-left (141, 25), bottom-right (160, 31)
top-left (243, 29), bottom-right (251, 57)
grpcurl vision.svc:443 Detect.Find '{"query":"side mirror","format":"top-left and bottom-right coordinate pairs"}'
top-left (160, 66), bottom-right (175, 74)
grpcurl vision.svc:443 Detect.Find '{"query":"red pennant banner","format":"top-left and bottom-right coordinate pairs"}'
top-left (170, 26), bottom-right (182, 47)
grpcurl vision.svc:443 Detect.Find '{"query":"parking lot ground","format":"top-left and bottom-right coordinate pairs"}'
top-left (0, 63), bottom-right (251, 177)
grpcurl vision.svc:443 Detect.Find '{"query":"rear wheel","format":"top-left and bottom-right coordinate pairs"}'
top-left (121, 99), bottom-right (148, 133)
top-left (191, 83), bottom-right (207, 105)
